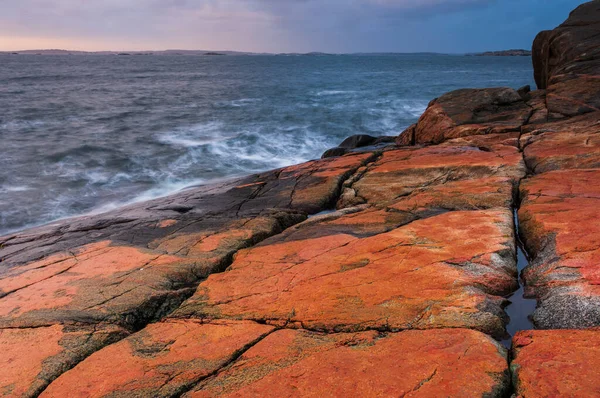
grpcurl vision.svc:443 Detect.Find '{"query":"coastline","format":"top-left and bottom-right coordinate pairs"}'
top-left (3, 1), bottom-right (600, 396)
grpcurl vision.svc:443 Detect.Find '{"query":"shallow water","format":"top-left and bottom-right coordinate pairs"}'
top-left (0, 54), bottom-right (535, 234)
top-left (502, 209), bottom-right (537, 347)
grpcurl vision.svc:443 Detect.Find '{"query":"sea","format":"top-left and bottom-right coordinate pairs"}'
top-left (0, 53), bottom-right (535, 235)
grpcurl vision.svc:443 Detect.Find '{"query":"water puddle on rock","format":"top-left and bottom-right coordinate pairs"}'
top-left (307, 209), bottom-right (338, 219)
top-left (501, 208), bottom-right (537, 348)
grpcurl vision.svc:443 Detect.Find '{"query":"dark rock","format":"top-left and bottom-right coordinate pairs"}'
top-left (321, 147), bottom-right (348, 158)
top-left (372, 136), bottom-right (396, 145)
top-left (532, 0), bottom-right (600, 117)
top-left (338, 134), bottom-right (377, 149)
top-left (517, 85), bottom-right (532, 101)
top-left (525, 90), bottom-right (549, 124)
top-left (322, 135), bottom-right (395, 158)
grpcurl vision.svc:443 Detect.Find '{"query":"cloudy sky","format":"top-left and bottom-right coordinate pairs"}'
top-left (0, 0), bottom-right (586, 53)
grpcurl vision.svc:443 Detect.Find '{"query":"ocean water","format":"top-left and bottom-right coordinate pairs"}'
top-left (0, 54), bottom-right (535, 235)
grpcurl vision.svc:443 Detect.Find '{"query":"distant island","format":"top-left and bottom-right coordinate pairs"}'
top-left (2, 49), bottom-right (532, 57)
top-left (468, 49), bottom-right (532, 56)
top-left (1, 49), bottom-right (252, 56)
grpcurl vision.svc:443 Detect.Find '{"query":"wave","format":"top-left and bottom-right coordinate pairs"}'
top-left (315, 90), bottom-right (356, 96)
top-left (0, 119), bottom-right (46, 130)
top-left (0, 185), bottom-right (31, 193)
top-left (157, 121), bottom-right (238, 147)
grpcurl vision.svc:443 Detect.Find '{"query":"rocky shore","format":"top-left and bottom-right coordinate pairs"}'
top-left (2, 2), bottom-right (600, 397)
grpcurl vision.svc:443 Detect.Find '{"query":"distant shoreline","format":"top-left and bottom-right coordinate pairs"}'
top-left (1, 49), bottom-right (532, 57)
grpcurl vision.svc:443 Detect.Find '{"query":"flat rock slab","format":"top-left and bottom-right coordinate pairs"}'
top-left (0, 153), bottom-right (372, 396)
top-left (512, 330), bottom-right (600, 397)
top-left (521, 111), bottom-right (600, 173)
top-left (176, 209), bottom-right (516, 337)
top-left (0, 324), bottom-right (126, 397)
top-left (186, 328), bottom-right (509, 397)
top-left (342, 139), bottom-right (524, 208)
top-left (0, 153), bottom-right (372, 269)
top-left (40, 320), bottom-right (273, 398)
top-left (519, 169), bottom-right (600, 329)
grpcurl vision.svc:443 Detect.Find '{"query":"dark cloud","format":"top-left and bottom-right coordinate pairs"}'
top-left (0, 0), bottom-right (587, 52)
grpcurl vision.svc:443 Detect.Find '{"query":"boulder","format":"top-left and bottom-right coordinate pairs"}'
top-left (338, 134), bottom-right (377, 148)
top-left (517, 84), bottom-right (532, 100)
top-left (320, 147), bottom-right (348, 158)
top-left (532, 1), bottom-right (600, 117)
top-left (397, 87), bottom-right (531, 145)
top-left (322, 135), bottom-right (395, 158)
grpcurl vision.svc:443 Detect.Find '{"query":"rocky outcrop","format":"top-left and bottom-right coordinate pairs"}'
top-left (3, 2), bottom-right (600, 397)
top-left (533, 1), bottom-right (600, 118)
top-left (396, 87), bottom-right (533, 145)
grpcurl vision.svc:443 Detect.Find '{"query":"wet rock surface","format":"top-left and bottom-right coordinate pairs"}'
top-left (3, 2), bottom-right (600, 397)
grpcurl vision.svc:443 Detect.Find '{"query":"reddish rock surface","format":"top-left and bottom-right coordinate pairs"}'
top-left (512, 330), bottom-right (600, 397)
top-left (341, 137), bottom-right (524, 208)
top-left (187, 328), bottom-right (509, 397)
top-left (40, 320), bottom-right (273, 398)
top-left (396, 87), bottom-right (531, 145)
top-left (0, 324), bottom-right (126, 397)
top-left (0, 153), bottom-right (371, 396)
top-left (4, 2), bottom-right (600, 396)
top-left (521, 111), bottom-right (600, 173)
top-left (176, 209), bottom-right (516, 336)
top-left (519, 170), bottom-right (600, 329)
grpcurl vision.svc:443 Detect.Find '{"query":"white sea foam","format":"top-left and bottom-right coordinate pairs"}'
top-left (229, 98), bottom-right (262, 107)
top-left (315, 90), bottom-right (356, 96)
top-left (0, 185), bottom-right (31, 193)
top-left (402, 102), bottom-right (428, 117)
top-left (157, 121), bottom-right (237, 147)
top-left (0, 120), bottom-right (46, 130)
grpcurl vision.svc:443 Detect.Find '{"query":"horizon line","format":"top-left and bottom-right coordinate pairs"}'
top-left (1, 48), bottom-right (532, 56)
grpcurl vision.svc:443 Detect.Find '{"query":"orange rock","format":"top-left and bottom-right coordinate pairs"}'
top-left (41, 320), bottom-right (273, 398)
top-left (345, 144), bottom-right (524, 207)
top-left (243, 152), bottom-right (375, 214)
top-left (342, 145), bottom-right (525, 205)
top-left (0, 324), bottom-right (126, 397)
top-left (388, 176), bottom-right (515, 213)
top-left (175, 210), bottom-right (516, 337)
top-left (519, 170), bottom-right (600, 328)
top-left (521, 111), bottom-right (600, 173)
top-left (0, 241), bottom-right (196, 328)
top-left (0, 325), bottom-right (63, 397)
top-left (512, 329), bottom-right (600, 397)
top-left (157, 219), bottom-right (178, 228)
top-left (186, 328), bottom-right (509, 397)
top-left (397, 88), bottom-right (531, 145)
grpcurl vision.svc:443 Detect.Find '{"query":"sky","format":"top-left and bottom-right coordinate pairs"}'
top-left (0, 0), bottom-right (588, 53)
